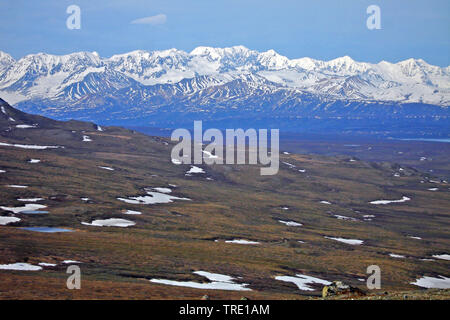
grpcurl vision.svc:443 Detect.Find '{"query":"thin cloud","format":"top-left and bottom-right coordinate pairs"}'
top-left (130, 14), bottom-right (167, 25)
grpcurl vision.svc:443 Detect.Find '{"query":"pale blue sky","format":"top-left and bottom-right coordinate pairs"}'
top-left (0, 0), bottom-right (449, 66)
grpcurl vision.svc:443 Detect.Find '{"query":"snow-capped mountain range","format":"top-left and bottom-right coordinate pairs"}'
top-left (0, 46), bottom-right (448, 131)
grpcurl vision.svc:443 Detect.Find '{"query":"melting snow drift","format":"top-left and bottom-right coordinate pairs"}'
top-left (153, 187), bottom-right (172, 193)
top-left (118, 191), bottom-right (190, 205)
top-left (0, 263), bottom-right (42, 271)
top-left (0, 142), bottom-right (63, 149)
top-left (325, 236), bottom-right (363, 245)
top-left (0, 204), bottom-right (47, 214)
top-left (0, 216), bottom-right (21, 225)
top-left (432, 254), bottom-right (450, 261)
top-left (411, 276), bottom-right (450, 289)
top-left (150, 271), bottom-right (251, 291)
top-left (370, 196), bottom-right (410, 205)
top-left (389, 253), bottom-right (405, 258)
top-left (224, 239), bottom-right (260, 245)
top-left (17, 198), bottom-right (44, 202)
top-left (82, 218), bottom-right (135, 227)
top-left (98, 166), bottom-right (114, 171)
top-left (276, 274), bottom-right (331, 291)
top-left (186, 166), bottom-right (205, 174)
top-left (278, 220), bottom-right (302, 227)
top-left (123, 210), bottom-right (142, 215)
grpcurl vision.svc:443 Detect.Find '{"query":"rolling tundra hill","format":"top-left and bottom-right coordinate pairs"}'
top-left (0, 98), bottom-right (449, 299)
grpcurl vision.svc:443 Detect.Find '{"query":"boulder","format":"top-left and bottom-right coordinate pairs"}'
top-left (322, 281), bottom-right (366, 298)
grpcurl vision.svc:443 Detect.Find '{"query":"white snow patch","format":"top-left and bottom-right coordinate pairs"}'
top-left (334, 215), bottom-right (358, 221)
top-left (0, 263), bottom-right (42, 271)
top-left (0, 204), bottom-right (46, 214)
top-left (153, 187), bottom-right (172, 193)
top-left (194, 271), bottom-right (234, 283)
top-left (0, 142), bottom-right (63, 150)
top-left (150, 270), bottom-right (251, 291)
top-left (117, 191), bottom-right (190, 205)
top-left (411, 276), bottom-right (450, 289)
top-left (319, 201), bottom-right (331, 204)
top-left (278, 220), bottom-right (302, 227)
top-left (62, 260), bottom-right (81, 264)
top-left (28, 159), bottom-right (41, 163)
top-left (224, 239), bottom-right (260, 245)
top-left (0, 216), bottom-right (21, 225)
top-left (389, 253), bottom-right (405, 258)
top-left (275, 274), bottom-right (331, 291)
top-left (38, 262), bottom-right (57, 267)
top-left (16, 124), bottom-right (37, 129)
top-left (82, 218), bottom-right (135, 228)
top-left (123, 210), bottom-right (142, 215)
top-left (408, 236), bottom-right (422, 240)
top-left (17, 198), bottom-right (44, 202)
top-left (370, 196), bottom-right (410, 205)
top-left (432, 254), bottom-right (450, 261)
top-left (428, 188), bottom-right (438, 191)
top-left (98, 166), bottom-right (114, 171)
top-left (325, 236), bottom-right (363, 245)
top-left (282, 162), bottom-right (296, 168)
top-left (186, 166), bottom-right (205, 174)
top-left (82, 135), bottom-right (92, 142)
top-left (5, 185), bottom-right (28, 188)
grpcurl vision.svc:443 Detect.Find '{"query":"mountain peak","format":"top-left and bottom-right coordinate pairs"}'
top-left (190, 45), bottom-right (252, 57)
top-left (258, 49), bottom-right (289, 69)
top-left (190, 46), bottom-right (220, 57)
top-left (329, 55), bottom-right (356, 65)
top-left (0, 51), bottom-right (15, 73)
top-left (0, 51), bottom-right (15, 62)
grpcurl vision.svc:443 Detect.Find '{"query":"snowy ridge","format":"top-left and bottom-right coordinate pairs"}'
top-left (0, 46), bottom-right (448, 106)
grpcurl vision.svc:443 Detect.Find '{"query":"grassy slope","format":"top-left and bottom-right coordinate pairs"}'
top-left (0, 99), bottom-right (449, 299)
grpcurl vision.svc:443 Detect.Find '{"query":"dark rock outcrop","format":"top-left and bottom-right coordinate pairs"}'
top-left (322, 281), bottom-right (366, 298)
